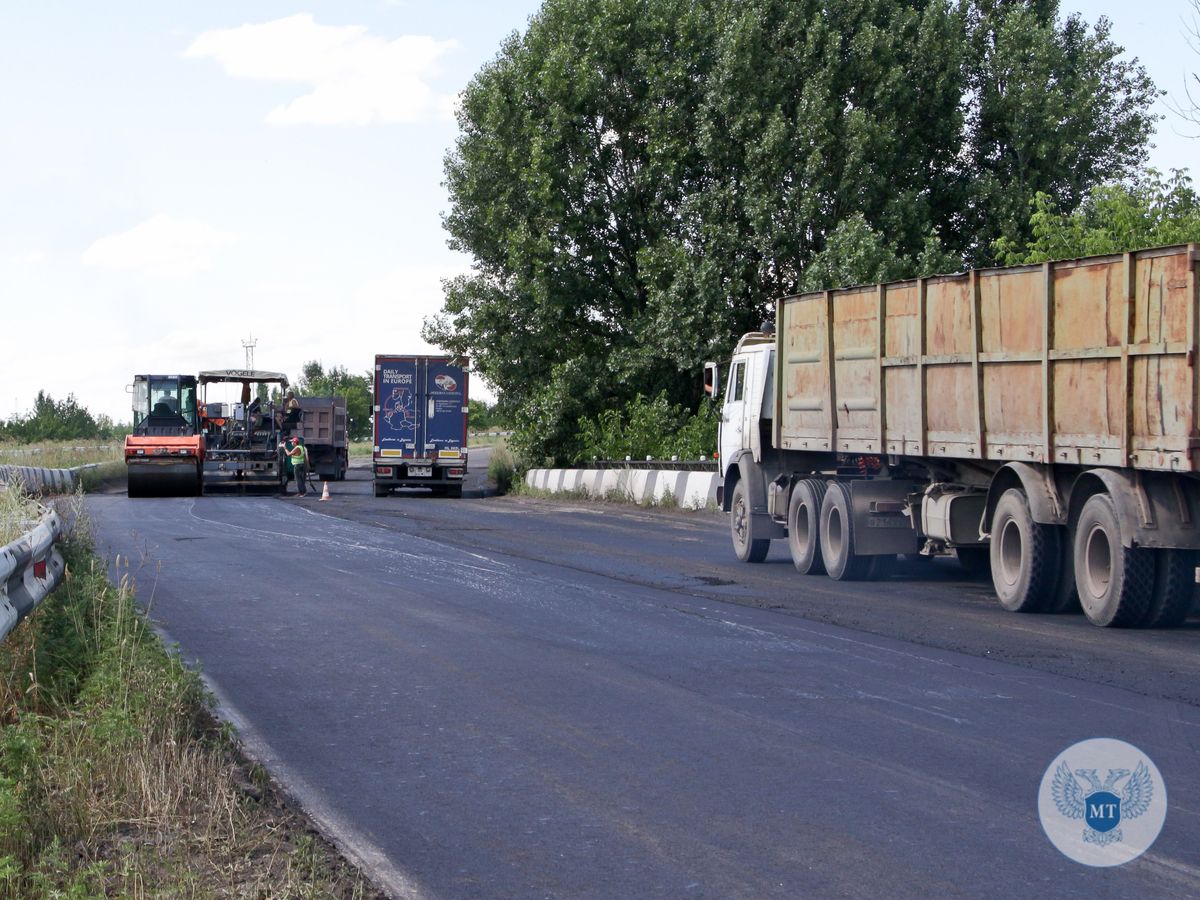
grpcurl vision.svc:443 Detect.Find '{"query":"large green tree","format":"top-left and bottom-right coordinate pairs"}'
top-left (431, 0), bottom-right (1157, 463)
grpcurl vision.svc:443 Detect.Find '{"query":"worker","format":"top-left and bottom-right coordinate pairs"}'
top-left (285, 436), bottom-right (309, 496)
top-left (282, 390), bottom-right (303, 433)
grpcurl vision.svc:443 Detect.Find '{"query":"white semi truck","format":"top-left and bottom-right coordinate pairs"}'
top-left (706, 245), bottom-right (1200, 628)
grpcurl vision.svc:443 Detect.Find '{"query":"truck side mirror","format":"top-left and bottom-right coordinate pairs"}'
top-left (703, 362), bottom-right (719, 397)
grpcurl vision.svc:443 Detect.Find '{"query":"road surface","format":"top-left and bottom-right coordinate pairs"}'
top-left (85, 463), bottom-right (1200, 898)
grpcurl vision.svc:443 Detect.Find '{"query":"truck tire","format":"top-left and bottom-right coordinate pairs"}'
top-left (1073, 493), bottom-right (1153, 627)
top-left (1043, 532), bottom-right (1081, 614)
top-left (787, 479), bottom-right (826, 575)
top-left (819, 482), bottom-right (873, 581)
top-left (374, 484), bottom-right (389, 498)
top-left (730, 479), bottom-right (769, 563)
top-left (989, 488), bottom-right (1058, 613)
top-left (445, 484), bottom-right (463, 498)
top-left (1140, 548), bottom-right (1195, 628)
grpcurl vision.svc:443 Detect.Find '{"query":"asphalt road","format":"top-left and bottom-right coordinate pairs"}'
top-left (85, 460), bottom-right (1200, 898)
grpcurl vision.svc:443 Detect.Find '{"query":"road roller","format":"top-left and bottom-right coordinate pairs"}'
top-left (125, 375), bottom-right (205, 497)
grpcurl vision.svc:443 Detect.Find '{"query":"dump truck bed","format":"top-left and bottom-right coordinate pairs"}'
top-left (777, 245), bottom-right (1199, 473)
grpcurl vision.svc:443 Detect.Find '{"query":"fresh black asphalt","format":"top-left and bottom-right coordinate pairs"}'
top-left (85, 465), bottom-right (1200, 898)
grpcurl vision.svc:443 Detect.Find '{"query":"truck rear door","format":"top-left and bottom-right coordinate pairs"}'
top-left (376, 358), bottom-right (420, 459)
top-left (424, 360), bottom-right (468, 458)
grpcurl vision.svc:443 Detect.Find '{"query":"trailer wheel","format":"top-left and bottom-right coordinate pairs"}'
top-left (819, 482), bottom-right (873, 580)
top-left (1043, 532), bottom-right (1080, 614)
top-left (1073, 493), bottom-right (1153, 627)
top-left (1140, 548), bottom-right (1195, 628)
top-left (730, 479), bottom-right (769, 563)
top-left (989, 488), bottom-right (1058, 612)
top-left (787, 479), bottom-right (826, 575)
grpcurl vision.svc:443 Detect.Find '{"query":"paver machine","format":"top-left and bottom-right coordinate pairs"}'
top-left (197, 370), bottom-right (292, 492)
top-left (125, 374), bottom-right (204, 497)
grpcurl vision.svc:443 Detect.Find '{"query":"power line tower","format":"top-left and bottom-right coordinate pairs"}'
top-left (242, 335), bottom-right (257, 371)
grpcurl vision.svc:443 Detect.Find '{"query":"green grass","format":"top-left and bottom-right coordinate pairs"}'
top-left (0, 441), bottom-right (121, 470)
top-left (0, 488), bottom-right (380, 898)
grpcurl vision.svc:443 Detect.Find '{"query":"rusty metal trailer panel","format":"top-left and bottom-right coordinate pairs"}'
top-left (777, 245), bottom-right (1199, 473)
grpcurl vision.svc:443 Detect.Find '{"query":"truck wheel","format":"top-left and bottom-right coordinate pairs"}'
top-left (1043, 531), bottom-right (1080, 614)
top-left (989, 488), bottom-right (1058, 612)
top-left (374, 485), bottom-right (389, 498)
top-left (1073, 493), bottom-right (1153, 627)
top-left (819, 482), bottom-right (873, 580)
top-left (730, 479), bottom-right (769, 563)
top-left (445, 484), bottom-right (463, 498)
top-left (787, 479), bottom-right (826, 575)
top-left (1140, 548), bottom-right (1195, 628)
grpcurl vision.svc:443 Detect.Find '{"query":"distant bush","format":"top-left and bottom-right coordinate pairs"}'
top-left (487, 445), bottom-right (518, 494)
top-left (575, 393), bottom-right (717, 463)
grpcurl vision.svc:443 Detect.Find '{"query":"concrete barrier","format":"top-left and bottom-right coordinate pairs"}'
top-left (526, 467), bottom-right (719, 509)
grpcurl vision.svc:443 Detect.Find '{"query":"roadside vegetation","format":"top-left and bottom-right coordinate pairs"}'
top-left (0, 440), bottom-right (121, 471)
top-left (0, 393), bottom-right (126, 444)
top-left (0, 488), bottom-right (380, 898)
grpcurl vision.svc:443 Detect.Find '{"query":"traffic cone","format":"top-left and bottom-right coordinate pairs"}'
top-left (319, 481), bottom-right (331, 501)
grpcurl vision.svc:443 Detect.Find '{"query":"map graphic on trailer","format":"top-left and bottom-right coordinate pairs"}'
top-left (382, 387), bottom-right (417, 439)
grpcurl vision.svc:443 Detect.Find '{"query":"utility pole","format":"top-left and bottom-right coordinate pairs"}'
top-left (242, 335), bottom-right (257, 371)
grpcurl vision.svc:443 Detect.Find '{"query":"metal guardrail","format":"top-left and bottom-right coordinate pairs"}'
top-left (0, 465), bottom-right (79, 493)
top-left (0, 464), bottom-right (82, 642)
top-left (1, 506), bottom-right (66, 643)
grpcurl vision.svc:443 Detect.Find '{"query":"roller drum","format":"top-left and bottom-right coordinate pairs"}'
top-left (127, 460), bottom-right (201, 497)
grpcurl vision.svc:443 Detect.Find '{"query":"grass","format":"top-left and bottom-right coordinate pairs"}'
top-left (0, 441), bottom-right (121, 471)
top-left (0, 488), bottom-right (382, 898)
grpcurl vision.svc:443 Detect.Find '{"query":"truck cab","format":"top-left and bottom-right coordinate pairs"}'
top-left (706, 332), bottom-right (784, 561)
top-left (713, 332), bottom-right (775, 488)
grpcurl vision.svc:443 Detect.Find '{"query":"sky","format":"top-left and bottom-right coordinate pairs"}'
top-left (1, 1), bottom-right (1197, 425)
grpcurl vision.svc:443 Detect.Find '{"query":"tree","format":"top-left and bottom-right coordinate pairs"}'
top-left (1171, 1), bottom-right (1200, 133)
top-left (996, 169), bottom-right (1200, 264)
top-left (960, 1), bottom-right (1159, 260)
top-left (433, 0), bottom-right (1157, 463)
top-left (294, 362), bottom-right (374, 441)
top-left (1, 391), bottom-right (103, 442)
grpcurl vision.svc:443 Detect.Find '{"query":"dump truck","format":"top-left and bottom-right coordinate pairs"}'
top-left (125, 374), bottom-right (204, 497)
top-left (298, 396), bottom-right (348, 482)
top-left (198, 370), bottom-right (290, 492)
top-left (706, 244), bottom-right (1200, 628)
top-left (373, 355), bottom-right (469, 497)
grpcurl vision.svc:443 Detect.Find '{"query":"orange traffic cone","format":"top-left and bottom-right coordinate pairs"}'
top-left (319, 481), bottom-right (331, 501)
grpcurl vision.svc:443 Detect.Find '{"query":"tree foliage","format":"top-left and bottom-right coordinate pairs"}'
top-left (997, 170), bottom-right (1200, 264)
top-left (0, 392), bottom-right (121, 443)
top-left (294, 362), bottom-right (373, 441)
top-left (432, 0), bottom-right (1158, 463)
top-left (577, 393), bottom-right (718, 463)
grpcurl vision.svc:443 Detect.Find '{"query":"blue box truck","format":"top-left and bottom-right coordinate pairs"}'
top-left (372, 355), bottom-right (469, 498)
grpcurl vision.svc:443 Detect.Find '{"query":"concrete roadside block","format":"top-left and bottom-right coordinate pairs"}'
top-left (526, 467), bottom-right (719, 509)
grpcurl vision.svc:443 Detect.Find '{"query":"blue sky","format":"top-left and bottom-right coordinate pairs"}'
top-left (1, 1), bottom-right (1196, 423)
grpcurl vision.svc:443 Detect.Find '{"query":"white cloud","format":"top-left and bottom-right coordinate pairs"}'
top-left (82, 214), bottom-right (236, 278)
top-left (184, 14), bottom-right (458, 126)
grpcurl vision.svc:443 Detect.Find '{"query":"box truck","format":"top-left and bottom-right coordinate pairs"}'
top-left (373, 355), bottom-right (469, 497)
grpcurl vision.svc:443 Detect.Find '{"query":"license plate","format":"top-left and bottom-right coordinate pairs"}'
top-left (408, 466), bottom-right (432, 477)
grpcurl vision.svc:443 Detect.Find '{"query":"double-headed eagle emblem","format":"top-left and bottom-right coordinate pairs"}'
top-left (1052, 760), bottom-right (1155, 846)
